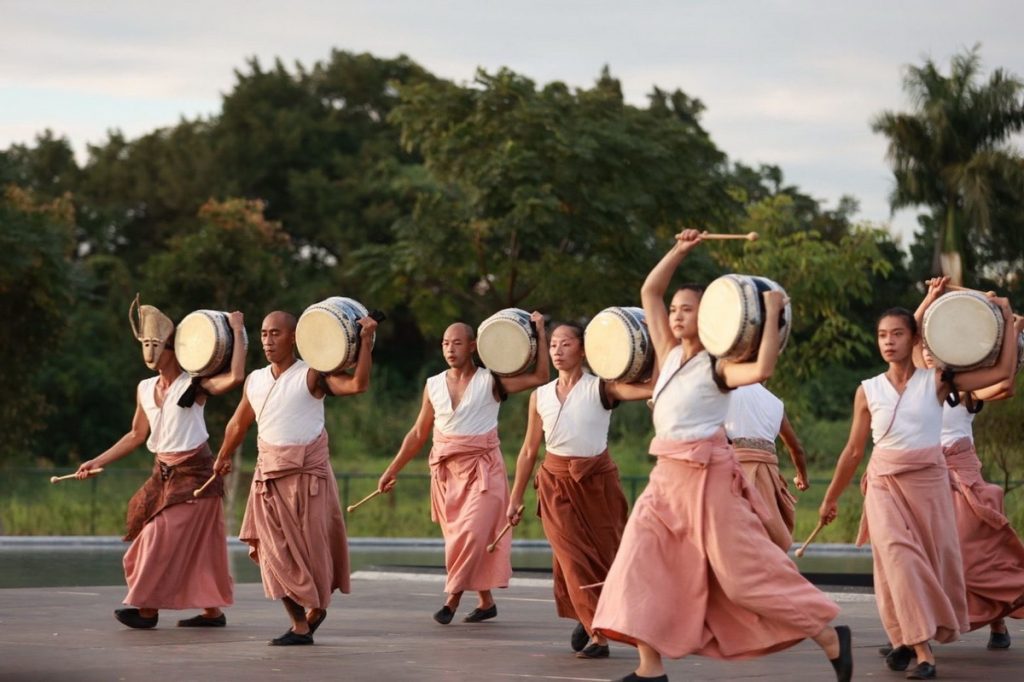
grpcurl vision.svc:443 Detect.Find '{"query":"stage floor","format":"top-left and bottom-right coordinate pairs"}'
top-left (0, 572), bottom-right (1018, 681)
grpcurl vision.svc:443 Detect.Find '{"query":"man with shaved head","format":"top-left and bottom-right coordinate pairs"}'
top-left (214, 309), bottom-right (377, 645)
top-left (379, 313), bottom-right (549, 624)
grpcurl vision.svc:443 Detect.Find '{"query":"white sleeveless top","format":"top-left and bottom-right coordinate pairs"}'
top-left (861, 368), bottom-right (942, 450)
top-left (536, 373), bottom-right (611, 457)
top-left (245, 359), bottom-right (324, 446)
top-left (427, 367), bottom-right (500, 436)
top-left (724, 383), bottom-right (784, 441)
top-left (138, 372), bottom-right (208, 454)
top-left (941, 401), bottom-right (975, 446)
top-left (651, 347), bottom-right (731, 441)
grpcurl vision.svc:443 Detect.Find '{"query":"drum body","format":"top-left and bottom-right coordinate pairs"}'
top-left (697, 274), bottom-right (792, 361)
top-left (175, 310), bottom-right (248, 377)
top-left (923, 291), bottom-right (1003, 371)
top-left (477, 308), bottom-right (537, 377)
top-left (584, 306), bottom-right (654, 382)
top-left (296, 297), bottom-right (373, 373)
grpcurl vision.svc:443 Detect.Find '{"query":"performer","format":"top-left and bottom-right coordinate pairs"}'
top-left (213, 310), bottom-right (377, 645)
top-left (378, 315), bottom-right (549, 624)
top-left (724, 382), bottom-right (809, 551)
top-left (819, 278), bottom-right (1016, 679)
top-left (592, 230), bottom-right (851, 682)
top-left (506, 322), bottom-right (651, 659)
top-left (76, 299), bottom-right (244, 629)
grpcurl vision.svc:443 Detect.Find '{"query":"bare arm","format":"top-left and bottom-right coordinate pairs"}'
top-left (718, 290), bottom-right (786, 388)
top-left (778, 413), bottom-right (809, 491)
top-left (213, 384), bottom-right (256, 475)
top-left (603, 378), bottom-right (654, 402)
top-left (200, 311), bottom-right (247, 396)
top-left (497, 311), bottom-right (550, 395)
top-left (508, 391), bottom-right (544, 526)
top-left (819, 386), bottom-right (872, 525)
top-left (947, 297), bottom-right (1016, 394)
top-left (75, 398), bottom-right (150, 477)
top-left (912, 277), bottom-right (948, 368)
top-left (642, 230), bottom-right (703, 363)
top-left (316, 316), bottom-right (378, 397)
top-left (378, 387), bottom-right (436, 492)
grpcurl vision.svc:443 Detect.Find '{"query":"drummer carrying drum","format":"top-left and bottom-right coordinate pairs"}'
top-left (378, 313), bottom-right (549, 625)
top-left (76, 296), bottom-right (244, 630)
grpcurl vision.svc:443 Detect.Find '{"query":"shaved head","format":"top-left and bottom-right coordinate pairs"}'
top-left (444, 322), bottom-right (476, 341)
top-left (442, 322), bottom-right (477, 369)
top-left (263, 310), bottom-right (297, 332)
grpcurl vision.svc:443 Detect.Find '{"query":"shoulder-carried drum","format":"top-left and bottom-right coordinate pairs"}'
top-left (175, 310), bottom-right (248, 377)
top-left (923, 291), bottom-right (1004, 371)
top-left (697, 274), bottom-right (792, 361)
top-left (477, 308), bottom-right (537, 377)
top-left (296, 297), bottom-right (374, 373)
top-left (584, 306), bottom-right (654, 382)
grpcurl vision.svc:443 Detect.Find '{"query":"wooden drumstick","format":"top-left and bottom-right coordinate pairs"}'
top-left (346, 489), bottom-right (382, 513)
top-left (579, 581), bottom-right (605, 591)
top-left (486, 505), bottom-right (525, 552)
top-left (794, 521), bottom-right (825, 558)
top-left (699, 231), bottom-right (759, 241)
top-left (192, 473), bottom-right (218, 498)
top-left (50, 468), bottom-right (104, 483)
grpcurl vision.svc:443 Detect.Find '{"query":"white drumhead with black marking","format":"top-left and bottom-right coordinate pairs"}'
top-left (477, 309), bottom-right (536, 377)
top-left (923, 291), bottom-right (1003, 370)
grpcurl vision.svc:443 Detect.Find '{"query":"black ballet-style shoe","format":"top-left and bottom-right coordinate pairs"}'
top-left (905, 661), bottom-right (937, 679)
top-left (885, 644), bottom-right (916, 671)
top-left (576, 643), bottom-right (610, 659)
top-left (307, 610), bottom-right (327, 635)
top-left (878, 643), bottom-right (893, 657)
top-left (616, 673), bottom-right (668, 682)
top-left (829, 625), bottom-right (853, 682)
top-left (462, 604), bottom-right (497, 623)
top-left (114, 608), bottom-right (158, 629)
top-left (571, 621), bottom-right (589, 652)
top-left (269, 629), bottom-right (313, 646)
top-left (176, 613), bottom-right (226, 627)
top-left (433, 605), bottom-right (455, 625)
top-left (987, 630), bottom-right (1011, 649)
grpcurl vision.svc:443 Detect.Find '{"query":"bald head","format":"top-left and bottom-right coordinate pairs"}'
top-left (261, 310), bottom-right (297, 365)
top-left (442, 322), bottom-right (477, 369)
top-left (263, 310), bottom-right (297, 332)
top-left (444, 322), bottom-right (476, 342)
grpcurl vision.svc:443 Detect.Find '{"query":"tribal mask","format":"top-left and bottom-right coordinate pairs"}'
top-left (129, 294), bottom-right (175, 370)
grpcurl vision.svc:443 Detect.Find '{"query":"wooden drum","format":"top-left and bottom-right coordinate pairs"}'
top-left (697, 274), bottom-right (792, 361)
top-left (175, 310), bottom-right (247, 377)
top-left (584, 306), bottom-right (653, 382)
top-left (923, 291), bottom-right (1004, 371)
top-left (296, 297), bottom-right (375, 373)
top-left (477, 308), bottom-right (537, 377)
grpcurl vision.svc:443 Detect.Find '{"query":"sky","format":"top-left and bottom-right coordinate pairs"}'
top-left (3, 0), bottom-right (1023, 247)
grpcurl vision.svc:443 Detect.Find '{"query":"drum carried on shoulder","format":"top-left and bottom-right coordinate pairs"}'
top-left (477, 308), bottom-right (538, 377)
top-left (296, 297), bottom-right (377, 373)
top-left (175, 310), bottom-right (248, 377)
top-left (698, 274), bottom-right (792, 361)
top-left (923, 291), bottom-right (1004, 371)
top-left (584, 306), bottom-right (654, 382)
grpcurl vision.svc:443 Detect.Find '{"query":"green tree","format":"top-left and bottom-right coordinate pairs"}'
top-left (873, 45), bottom-right (1024, 285)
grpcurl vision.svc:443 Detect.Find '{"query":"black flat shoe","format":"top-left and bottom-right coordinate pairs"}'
top-left (829, 625), bottom-right (853, 682)
top-left (269, 630), bottom-right (313, 646)
top-left (433, 605), bottom-right (455, 625)
top-left (576, 643), bottom-right (610, 659)
top-left (176, 613), bottom-right (226, 627)
top-left (879, 644), bottom-right (893, 657)
top-left (571, 621), bottom-right (589, 652)
top-left (463, 604), bottom-right (497, 623)
top-left (307, 610), bottom-right (327, 635)
top-left (987, 630), bottom-right (1011, 649)
top-left (114, 608), bottom-right (158, 629)
top-left (885, 645), bottom-right (915, 671)
top-left (906, 661), bottom-right (936, 679)
top-left (616, 674), bottom-right (668, 682)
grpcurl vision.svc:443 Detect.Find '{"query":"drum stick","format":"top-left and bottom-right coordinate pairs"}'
top-left (794, 521), bottom-right (825, 558)
top-left (923, 280), bottom-right (996, 296)
top-left (50, 468), bottom-right (104, 483)
top-left (699, 231), bottom-right (758, 241)
top-left (346, 489), bottom-right (382, 513)
top-left (192, 473), bottom-right (218, 498)
top-left (486, 505), bottom-right (524, 552)
top-left (579, 581), bottom-right (605, 591)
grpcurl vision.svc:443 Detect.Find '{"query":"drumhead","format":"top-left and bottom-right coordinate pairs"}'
top-left (585, 307), bottom-right (652, 382)
top-left (698, 276), bottom-right (747, 357)
top-left (175, 311), bottom-right (235, 376)
top-left (477, 309), bottom-right (535, 376)
top-left (924, 292), bottom-right (1002, 369)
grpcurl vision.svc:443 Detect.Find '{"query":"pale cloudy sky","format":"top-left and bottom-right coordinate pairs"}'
top-left (3, 0), bottom-right (1023, 245)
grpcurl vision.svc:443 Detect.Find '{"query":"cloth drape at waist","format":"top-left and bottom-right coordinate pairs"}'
top-left (124, 443), bottom-right (220, 541)
top-left (428, 428), bottom-right (501, 493)
top-left (731, 437), bottom-right (777, 456)
top-left (541, 450), bottom-right (616, 482)
top-left (649, 428), bottom-right (730, 466)
top-left (944, 437), bottom-right (1007, 530)
top-left (156, 443), bottom-right (207, 467)
top-left (865, 444), bottom-right (945, 480)
top-left (255, 429), bottom-right (330, 483)
top-left (733, 447), bottom-right (780, 466)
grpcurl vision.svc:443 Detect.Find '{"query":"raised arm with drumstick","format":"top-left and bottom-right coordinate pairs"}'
top-left (75, 299), bottom-right (244, 632)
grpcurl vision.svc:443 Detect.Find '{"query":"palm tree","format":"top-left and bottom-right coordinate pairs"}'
top-left (873, 45), bottom-right (1024, 284)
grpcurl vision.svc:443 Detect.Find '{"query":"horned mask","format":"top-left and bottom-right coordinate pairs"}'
top-left (129, 294), bottom-right (175, 370)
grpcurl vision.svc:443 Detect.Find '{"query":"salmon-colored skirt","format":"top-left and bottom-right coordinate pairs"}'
top-left (593, 431), bottom-right (838, 659)
top-left (857, 445), bottom-right (968, 645)
top-left (123, 496), bottom-right (233, 609)
top-left (945, 438), bottom-right (1024, 629)
top-left (734, 447), bottom-right (796, 551)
